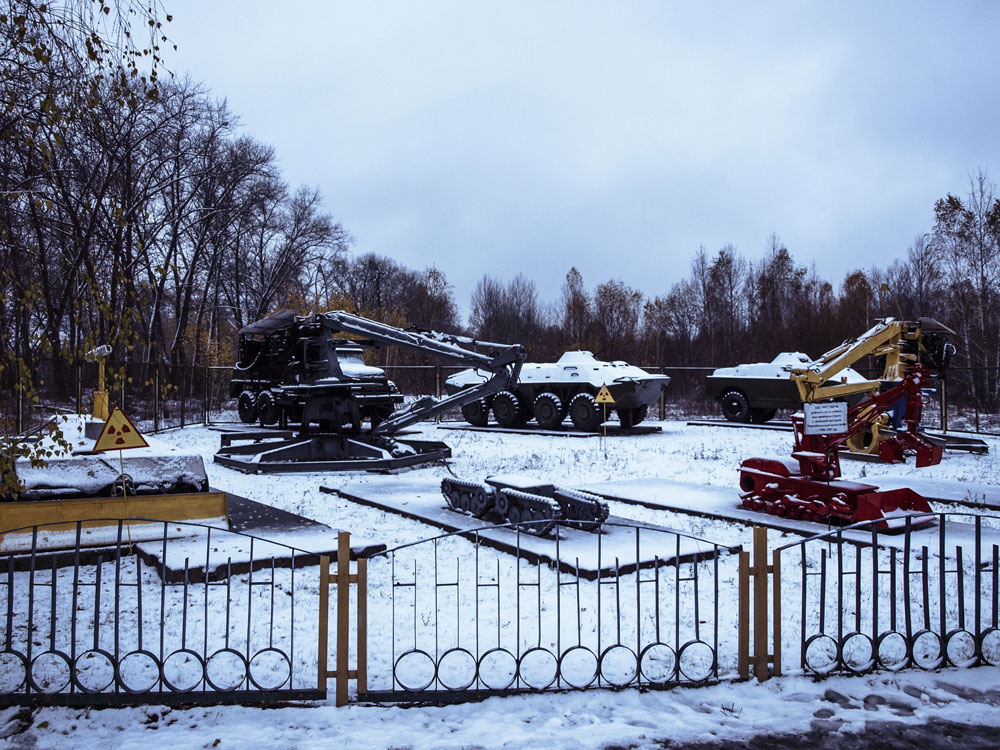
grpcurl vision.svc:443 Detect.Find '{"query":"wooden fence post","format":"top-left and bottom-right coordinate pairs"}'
top-left (753, 527), bottom-right (768, 681)
top-left (336, 531), bottom-right (350, 706)
top-left (317, 532), bottom-right (369, 706)
top-left (738, 527), bottom-right (780, 681)
top-left (357, 556), bottom-right (368, 697)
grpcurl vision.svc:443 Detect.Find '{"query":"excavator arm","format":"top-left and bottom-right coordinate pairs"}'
top-left (789, 317), bottom-right (953, 403)
top-left (311, 311), bottom-right (526, 435)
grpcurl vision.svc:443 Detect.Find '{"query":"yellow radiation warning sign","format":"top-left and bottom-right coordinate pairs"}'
top-left (594, 385), bottom-right (615, 405)
top-left (93, 405), bottom-right (149, 453)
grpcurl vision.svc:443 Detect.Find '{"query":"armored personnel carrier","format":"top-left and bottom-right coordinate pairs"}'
top-left (706, 352), bottom-right (870, 423)
top-left (445, 351), bottom-right (670, 431)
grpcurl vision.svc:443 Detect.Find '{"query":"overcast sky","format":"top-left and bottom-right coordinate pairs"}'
top-left (165, 1), bottom-right (1000, 319)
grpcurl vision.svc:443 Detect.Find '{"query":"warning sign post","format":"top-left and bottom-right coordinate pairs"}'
top-left (91, 405), bottom-right (149, 544)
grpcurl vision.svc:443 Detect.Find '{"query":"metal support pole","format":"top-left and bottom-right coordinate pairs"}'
top-left (179, 367), bottom-right (186, 428)
top-left (435, 366), bottom-right (442, 423)
top-left (318, 555), bottom-right (330, 694)
top-left (738, 549), bottom-right (749, 680)
top-left (940, 379), bottom-right (947, 433)
top-left (153, 365), bottom-right (160, 433)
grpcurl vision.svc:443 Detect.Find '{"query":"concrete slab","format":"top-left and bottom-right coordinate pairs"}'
top-left (321, 477), bottom-right (738, 580)
top-left (133, 491), bottom-right (385, 582)
top-left (0, 491), bottom-right (384, 582)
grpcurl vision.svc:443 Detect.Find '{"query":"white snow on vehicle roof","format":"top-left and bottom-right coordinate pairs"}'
top-left (446, 351), bottom-right (668, 390)
top-left (711, 352), bottom-right (868, 382)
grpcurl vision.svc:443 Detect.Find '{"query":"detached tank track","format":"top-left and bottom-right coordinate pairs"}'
top-left (496, 489), bottom-right (563, 536)
top-left (553, 487), bottom-right (610, 531)
top-left (440, 478), bottom-right (494, 518)
top-left (441, 478), bottom-right (608, 535)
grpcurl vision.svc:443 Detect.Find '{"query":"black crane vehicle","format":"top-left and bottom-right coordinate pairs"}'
top-left (216, 310), bottom-right (526, 473)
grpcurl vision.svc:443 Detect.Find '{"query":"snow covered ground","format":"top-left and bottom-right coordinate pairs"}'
top-left (4, 419), bottom-right (1000, 748)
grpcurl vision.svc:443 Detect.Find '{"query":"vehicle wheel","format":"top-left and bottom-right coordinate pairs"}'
top-left (492, 391), bottom-right (525, 428)
top-left (749, 408), bottom-right (777, 424)
top-left (569, 392), bottom-right (603, 432)
top-left (257, 391), bottom-right (279, 426)
top-left (532, 393), bottom-right (564, 430)
top-left (237, 390), bottom-right (258, 424)
top-left (720, 389), bottom-right (751, 423)
top-left (630, 404), bottom-right (648, 425)
top-left (461, 398), bottom-right (491, 427)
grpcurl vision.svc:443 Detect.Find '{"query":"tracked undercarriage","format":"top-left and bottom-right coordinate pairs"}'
top-left (441, 475), bottom-right (609, 535)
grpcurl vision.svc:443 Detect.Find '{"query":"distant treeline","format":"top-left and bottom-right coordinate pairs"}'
top-left (2, 3), bottom-right (998, 412)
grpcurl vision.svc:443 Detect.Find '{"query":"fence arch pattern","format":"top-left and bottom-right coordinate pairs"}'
top-left (362, 520), bottom-right (737, 702)
top-left (0, 518), bottom-right (326, 706)
top-left (775, 512), bottom-right (1000, 677)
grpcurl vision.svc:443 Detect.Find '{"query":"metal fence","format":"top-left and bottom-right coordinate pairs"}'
top-left (361, 520), bottom-right (736, 702)
top-left (735, 513), bottom-right (1000, 681)
top-left (775, 512), bottom-right (1000, 675)
top-left (0, 519), bottom-right (327, 706)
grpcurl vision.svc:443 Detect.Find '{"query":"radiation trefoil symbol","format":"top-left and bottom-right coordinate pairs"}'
top-left (93, 405), bottom-right (149, 453)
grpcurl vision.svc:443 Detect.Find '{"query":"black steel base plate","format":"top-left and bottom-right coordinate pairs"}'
top-left (213, 434), bottom-right (451, 474)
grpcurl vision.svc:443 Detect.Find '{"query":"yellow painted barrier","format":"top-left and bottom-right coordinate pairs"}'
top-left (0, 491), bottom-right (229, 542)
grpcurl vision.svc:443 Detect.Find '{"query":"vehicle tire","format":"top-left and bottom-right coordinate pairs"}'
top-left (749, 407), bottom-right (777, 424)
top-left (720, 389), bottom-right (751, 423)
top-left (569, 392), bottom-right (603, 432)
top-left (532, 393), bottom-right (564, 430)
top-left (461, 398), bottom-right (491, 427)
top-left (237, 390), bottom-right (258, 424)
top-left (617, 404), bottom-right (648, 430)
top-left (257, 391), bottom-right (279, 426)
top-left (492, 391), bottom-right (525, 428)
top-left (618, 407), bottom-right (635, 430)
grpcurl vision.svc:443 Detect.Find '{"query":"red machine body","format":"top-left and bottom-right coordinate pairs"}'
top-left (738, 366), bottom-right (941, 528)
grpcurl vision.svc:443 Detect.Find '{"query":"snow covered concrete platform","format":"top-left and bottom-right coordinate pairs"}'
top-left (129, 491), bottom-right (385, 583)
top-left (586, 477), bottom-right (1000, 558)
top-left (437, 423), bottom-right (661, 437)
top-left (320, 477), bottom-right (738, 579)
top-left (877, 475), bottom-right (1000, 509)
top-left (0, 491), bottom-right (384, 582)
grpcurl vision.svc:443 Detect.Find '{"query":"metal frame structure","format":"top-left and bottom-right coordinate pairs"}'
top-left (0, 518), bottom-right (328, 706)
top-left (772, 512), bottom-right (1000, 676)
top-left (360, 520), bottom-right (735, 703)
